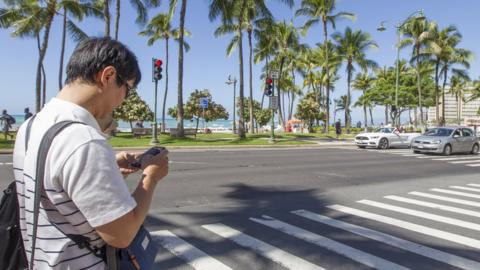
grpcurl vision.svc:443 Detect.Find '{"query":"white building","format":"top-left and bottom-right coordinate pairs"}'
top-left (428, 90), bottom-right (480, 126)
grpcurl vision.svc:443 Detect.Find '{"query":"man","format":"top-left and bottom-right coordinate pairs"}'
top-left (24, 107), bottom-right (33, 121)
top-left (13, 37), bottom-right (169, 269)
top-left (335, 119), bottom-right (342, 139)
top-left (0, 109), bottom-right (14, 140)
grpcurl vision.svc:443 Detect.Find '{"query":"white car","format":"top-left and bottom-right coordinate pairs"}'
top-left (355, 128), bottom-right (421, 149)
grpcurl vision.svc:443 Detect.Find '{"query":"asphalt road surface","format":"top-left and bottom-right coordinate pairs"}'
top-left (2, 146), bottom-right (480, 269)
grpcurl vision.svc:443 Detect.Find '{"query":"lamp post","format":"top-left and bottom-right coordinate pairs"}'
top-left (226, 75), bottom-right (237, 134)
top-left (377, 10), bottom-right (425, 126)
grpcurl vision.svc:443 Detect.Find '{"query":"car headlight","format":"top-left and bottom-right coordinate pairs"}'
top-left (370, 136), bottom-right (379, 139)
top-left (432, 140), bottom-right (441, 144)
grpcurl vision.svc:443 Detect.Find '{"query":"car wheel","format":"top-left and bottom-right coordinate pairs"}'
top-left (471, 144), bottom-right (479, 155)
top-left (358, 146), bottom-right (366, 149)
top-left (378, 138), bottom-right (389, 149)
top-left (413, 150), bottom-right (420, 154)
top-left (443, 144), bottom-right (452, 156)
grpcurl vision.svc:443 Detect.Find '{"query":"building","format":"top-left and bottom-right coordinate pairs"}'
top-left (428, 89), bottom-right (480, 126)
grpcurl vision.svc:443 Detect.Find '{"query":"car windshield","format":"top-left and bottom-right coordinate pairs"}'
top-left (376, 128), bottom-right (394, 133)
top-left (424, 128), bottom-right (454, 137)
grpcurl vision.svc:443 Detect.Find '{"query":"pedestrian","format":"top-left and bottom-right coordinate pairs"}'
top-left (0, 109), bottom-right (15, 140)
top-left (335, 119), bottom-right (342, 139)
top-left (13, 37), bottom-right (169, 269)
top-left (24, 107), bottom-right (33, 121)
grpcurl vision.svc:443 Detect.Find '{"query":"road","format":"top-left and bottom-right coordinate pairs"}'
top-left (2, 146), bottom-right (480, 269)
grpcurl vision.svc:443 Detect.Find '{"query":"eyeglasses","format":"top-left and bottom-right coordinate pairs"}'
top-left (117, 74), bottom-right (133, 98)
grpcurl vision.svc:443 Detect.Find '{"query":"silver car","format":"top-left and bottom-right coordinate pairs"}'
top-left (411, 127), bottom-right (479, 155)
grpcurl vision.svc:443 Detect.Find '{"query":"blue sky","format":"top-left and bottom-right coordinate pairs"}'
top-left (1, 0), bottom-right (479, 125)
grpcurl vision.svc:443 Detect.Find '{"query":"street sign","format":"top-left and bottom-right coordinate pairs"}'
top-left (270, 70), bottom-right (279, 79)
top-left (269, 96), bottom-right (278, 110)
top-left (200, 98), bottom-right (209, 109)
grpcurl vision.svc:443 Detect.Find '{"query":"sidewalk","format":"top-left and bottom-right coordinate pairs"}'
top-left (0, 139), bottom-right (354, 154)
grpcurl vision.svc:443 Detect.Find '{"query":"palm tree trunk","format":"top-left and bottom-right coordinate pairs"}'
top-left (385, 105), bottom-right (388, 125)
top-left (176, 0), bottom-right (187, 136)
top-left (434, 59), bottom-right (440, 124)
top-left (442, 67), bottom-right (448, 125)
top-left (59, 7), bottom-right (67, 91)
top-left (104, 0), bottom-right (110, 37)
top-left (35, 1), bottom-right (55, 112)
top-left (277, 57), bottom-right (285, 129)
top-left (114, 0), bottom-right (120, 40)
top-left (282, 91), bottom-right (286, 122)
top-left (416, 46), bottom-right (423, 127)
top-left (369, 106), bottom-right (374, 126)
top-left (247, 28), bottom-right (254, 134)
top-left (323, 19), bottom-right (330, 134)
top-left (237, 30), bottom-right (245, 138)
top-left (42, 64), bottom-right (46, 107)
top-left (260, 57), bottom-right (269, 110)
top-left (287, 91), bottom-right (291, 120)
top-left (162, 38), bottom-right (169, 133)
top-left (346, 61), bottom-right (352, 134)
top-left (363, 89), bottom-right (367, 132)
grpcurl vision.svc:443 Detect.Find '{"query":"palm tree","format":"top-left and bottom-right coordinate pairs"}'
top-left (58, 1), bottom-right (100, 90)
top-left (353, 72), bottom-right (373, 131)
top-left (425, 24), bottom-right (460, 125)
top-left (448, 75), bottom-right (470, 125)
top-left (334, 95), bottom-right (349, 127)
top-left (333, 27), bottom-right (378, 133)
top-left (296, 0), bottom-right (354, 133)
top-left (399, 17), bottom-right (436, 128)
top-left (113, 0), bottom-right (160, 40)
top-left (176, 0), bottom-right (187, 137)
top-left (139, 10), bottom-right (190, 133)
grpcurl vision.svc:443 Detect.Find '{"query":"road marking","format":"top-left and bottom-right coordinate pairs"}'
top-left (151, 230), bottom-right (232, 270)
top-left (328, 204), bottom-right (480, 249)
top-left (169, 161), bottom-right (208, 164)
top-left (0, 162), bottom-right (13, 165)
top-left (432, 156), bottom-right (480, 161)
top-left (410, 191), bottom-right (480, 207)
top-left (415, 156), bottom-right (438, 159)
top-left (431, 188), bottom-right (480, 199)
top-left (466, 163), bottom-right (480, 167)
top-left (250, 215), bottom-right (408, 270)
top-left (449, 159), bottom-right (480, 164)
top-left (468, 183), bottom-right (480, 187)
top-left (202, 223), bottom-right (324, 270)
top-left (292, 209), bottom-right (480, 270)
top-left (385, 195), bottom-right (480, 218)
top-left (450, 186), bottom-right (480, 193)
top-left (402, 154), bottom-right (420, 157)
top-left (359, 199), bottom-right (480, 232)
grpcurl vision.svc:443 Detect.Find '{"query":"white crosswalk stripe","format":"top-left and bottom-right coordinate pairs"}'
top-left (202, 223), bottom-right (325, 270)
top-left (431, 188), bottom-right (480, 199)
top-left (250, 215), bottom-right (408, 270)
top-left (433, 156), bottom-right (480, 161)
top-left (328, 204), bottom-right (480, 249)
top-left (358, 199), bottom-right (480, 232)
top-left (292, 209), bottom-right (480, 270)
top-left (384, 195), bottom-right (480, 218)
top-left (151, 230), bottom-right (233, 270)
top-left (450, 186), bottom-right (480, 193)
top-left (409, 191), bottom-right (480, 207)
top-left (449, 159), bottom-right (480, 164)
top-left (467, 183), bottom-right (480, 187)
top-left (466, 163), bottom-right (480, 167)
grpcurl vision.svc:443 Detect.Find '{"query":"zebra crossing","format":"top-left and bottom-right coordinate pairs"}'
top-left (150, 183), bottom-right (480, 269)
top-left (357, 148), bottom-right (480, 167)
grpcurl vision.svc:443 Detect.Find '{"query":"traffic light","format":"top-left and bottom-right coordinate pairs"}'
top-left (153, 58), bottom-right (163, 81)
top-left (265, 77), bottom-right (273, 96)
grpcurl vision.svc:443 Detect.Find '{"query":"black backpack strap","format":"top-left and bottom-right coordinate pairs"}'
top-left (25, 114), bottom-right (37, 151)
top-left (29, 121), bottom-right (84, 270)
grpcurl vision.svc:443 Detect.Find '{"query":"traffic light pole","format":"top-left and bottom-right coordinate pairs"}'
top-left (150, 79), bottom-right (159, 145)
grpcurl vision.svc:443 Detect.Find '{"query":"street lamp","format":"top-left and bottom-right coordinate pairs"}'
top-left (226, 75), bottom-right (237, 134)
top-left (377, 10), bottom-right (425, 126)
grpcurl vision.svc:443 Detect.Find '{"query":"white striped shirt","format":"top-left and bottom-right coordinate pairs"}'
top-left (13, 98), bottom-right (137, 269)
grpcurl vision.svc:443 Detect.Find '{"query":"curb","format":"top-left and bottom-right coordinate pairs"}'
top-left (0, 141), bottom-right (354, 154)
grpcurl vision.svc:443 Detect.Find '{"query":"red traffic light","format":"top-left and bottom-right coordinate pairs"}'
top-left (266, 78), bottom-right (273, 84)
top-left (155, 59), bottom-right (163, 67)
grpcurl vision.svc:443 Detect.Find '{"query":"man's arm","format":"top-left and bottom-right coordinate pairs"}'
top-left (95, 152), bottom-right (168, 248)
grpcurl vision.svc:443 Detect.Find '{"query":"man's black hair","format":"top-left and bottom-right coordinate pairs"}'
top-left (65, 37), bottom-right (141, 88)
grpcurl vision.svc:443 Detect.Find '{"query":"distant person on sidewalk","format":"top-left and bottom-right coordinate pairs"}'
top-left (335, 119), bottom-right (342, 139)
top-left (0, 109), bottom-right (15, 140)
top-left (13, 37), bottom-right (169, 269)
top-left (24, 107), bottom-right (33, 120)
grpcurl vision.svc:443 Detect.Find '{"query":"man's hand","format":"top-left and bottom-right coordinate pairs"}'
top-left (116, 151), bottom-right (140, 177)
top-left (142, 149), bottom-right (169, 182)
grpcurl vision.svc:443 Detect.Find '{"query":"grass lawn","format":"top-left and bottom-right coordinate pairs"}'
top-left (0, 130), bottom-right (358, 149)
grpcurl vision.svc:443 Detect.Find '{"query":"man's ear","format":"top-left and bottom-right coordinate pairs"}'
top-left (98, 66), bottom-right (117, 87)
